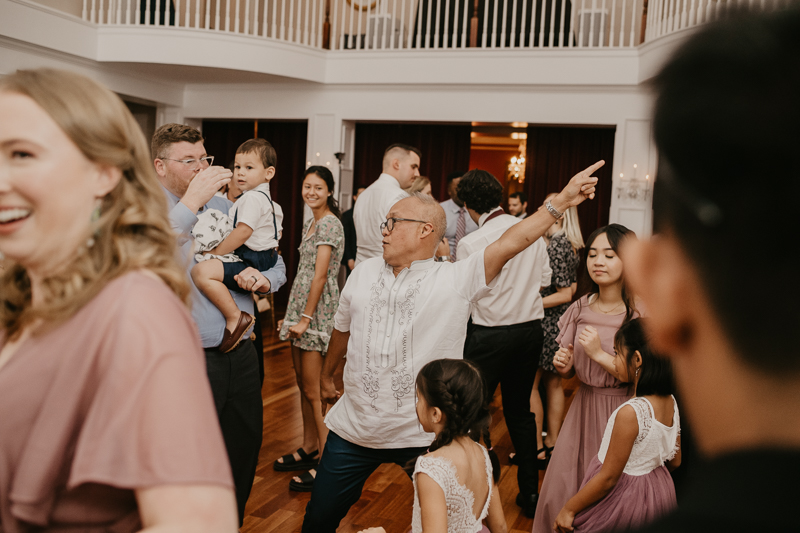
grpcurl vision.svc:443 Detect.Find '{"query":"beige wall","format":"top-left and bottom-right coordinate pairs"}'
top-left (30, 0), bottom-right (82, 17)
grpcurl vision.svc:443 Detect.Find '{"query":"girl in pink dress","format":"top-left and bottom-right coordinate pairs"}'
top-left (532, 224), bottom-right (637, 533)
top-left (554, 319), bottom-right (681, 532)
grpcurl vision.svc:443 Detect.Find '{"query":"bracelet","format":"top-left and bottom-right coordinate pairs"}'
top-left (437, 256), bottom-right (450, 262)
top-left (545, 199), bottom-right (564, 220)
top-left (301, 313), bottom-right (313, 321)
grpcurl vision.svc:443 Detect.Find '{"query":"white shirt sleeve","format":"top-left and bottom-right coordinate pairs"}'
top-left (541, 246), bottom-right (552, 288)
top-left (452, 248), bottom-right (495, 302)
top-left (333, 267), bottom-right (355, 333)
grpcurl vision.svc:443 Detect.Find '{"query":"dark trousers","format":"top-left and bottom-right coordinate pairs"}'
top-left (301, 431), bottom-right (428, 533)
top-left (204, 339), bottom-right (263, 525)
top-left (464, 319), bottom-right (543, 498)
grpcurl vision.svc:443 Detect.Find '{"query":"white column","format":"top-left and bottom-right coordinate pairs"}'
top-left (608, 119), bottom-right (656, 238)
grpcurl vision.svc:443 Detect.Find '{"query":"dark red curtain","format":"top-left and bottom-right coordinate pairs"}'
top-left (201, 119), bottom-right (309, 308)
top-left (353, 122), bottom-right (472, 202)
top-left (523, 125), bottom-right (615, 242)
top-left (523, 125), bottom-right (616, 296)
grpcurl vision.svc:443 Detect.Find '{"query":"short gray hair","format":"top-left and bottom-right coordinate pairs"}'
top-left (409, 192), bottom-right (447, 243)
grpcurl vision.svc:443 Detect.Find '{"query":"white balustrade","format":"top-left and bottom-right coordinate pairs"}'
top-left (72, 0), bottom-right (781, 51)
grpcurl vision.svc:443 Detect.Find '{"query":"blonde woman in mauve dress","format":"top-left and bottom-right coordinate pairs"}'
top-left (0, 69), bottom-right (236, 532)
top-left (532, 224), bottom-right (639, 533)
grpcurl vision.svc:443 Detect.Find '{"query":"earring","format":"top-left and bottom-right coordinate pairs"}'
top-left (635, 367), bottom-right (640, 378)
top-left (90, 201), bottom-right (101, 224)
top-left (87, 200), bottom-right (102, 249)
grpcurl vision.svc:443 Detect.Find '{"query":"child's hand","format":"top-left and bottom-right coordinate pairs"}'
top-left (553, 507), bottom-right (575, 532)
top-left (553, 344), bottom-right (574, 373)
top-left (578, 325), bottom-right (603, 359)
top-left (356, 528), bottom-right (386, 533)
top-left (277, 319), bottom-right (284, 332)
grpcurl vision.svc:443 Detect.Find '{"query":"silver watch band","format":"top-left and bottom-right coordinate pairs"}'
top-left (545, 200), bottom-right (563, 220)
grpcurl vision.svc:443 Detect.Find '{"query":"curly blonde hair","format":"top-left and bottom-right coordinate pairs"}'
top-left (0, 69), bottom-right (190, 339)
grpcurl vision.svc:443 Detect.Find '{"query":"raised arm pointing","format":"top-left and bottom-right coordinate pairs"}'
top-left (483, 160), bottom-right (604, 285)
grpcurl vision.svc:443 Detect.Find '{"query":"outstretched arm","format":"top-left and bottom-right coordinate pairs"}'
top-left (483, 161), bottom-right (603, 285)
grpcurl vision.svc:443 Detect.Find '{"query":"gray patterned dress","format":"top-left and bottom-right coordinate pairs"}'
top-left (539, 231), bottom-right (580, 372)
top-left (279, 214), bottom-right (344, 353)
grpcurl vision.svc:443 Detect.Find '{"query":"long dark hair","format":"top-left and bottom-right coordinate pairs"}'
top-left (304, 165), bottom-right (341, 219)
top-left (580, 223), bottom-right (637, 323)
top-left (413, 359), bottom-right (500, 482)
top-left (615, 318), bottom-right (676, 396)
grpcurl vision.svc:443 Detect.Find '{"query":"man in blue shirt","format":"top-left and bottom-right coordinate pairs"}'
top-left (152, 124), bottom-right (287, 524)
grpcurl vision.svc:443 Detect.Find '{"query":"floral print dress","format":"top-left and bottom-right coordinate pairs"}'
top-left (539, 231), bottom-right (579, 372)
top-left (279, 214), bottom-right (344, 353)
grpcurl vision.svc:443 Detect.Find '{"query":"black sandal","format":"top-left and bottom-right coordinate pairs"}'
top-left (509, 446), bottom-right (553, 468)
top-left (289, 470), bottom-right (316, 492)
top-left (535, 446), bottom-right (554, 470)
top-left (273, 447), bottom-right (319, 472)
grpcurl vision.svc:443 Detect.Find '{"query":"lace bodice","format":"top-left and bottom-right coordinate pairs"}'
top-left (411, 444), bottom-right (493, 533)
top-left (597, 396), bottom-right (680, 476)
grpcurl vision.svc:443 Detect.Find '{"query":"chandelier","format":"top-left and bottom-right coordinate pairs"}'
top-left (616, 164), bottom-right (651, 202)
top-left (508, 140), bottom-right (527, 183)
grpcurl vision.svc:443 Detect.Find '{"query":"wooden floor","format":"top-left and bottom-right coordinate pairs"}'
top-left (243, 312), bottom-right (578, 533)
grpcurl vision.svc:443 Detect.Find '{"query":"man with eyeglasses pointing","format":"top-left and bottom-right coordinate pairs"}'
top-left (301, 161), bottom-right (604, 533)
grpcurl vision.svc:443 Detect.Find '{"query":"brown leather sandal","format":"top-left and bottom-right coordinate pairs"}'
top-left (219, 312), bottom-right (255, 353)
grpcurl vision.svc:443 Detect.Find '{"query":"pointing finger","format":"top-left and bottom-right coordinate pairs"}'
top-left (584, 160), bottom-right (605, 175)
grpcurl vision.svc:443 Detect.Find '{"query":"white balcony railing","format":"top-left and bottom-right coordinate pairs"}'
top-left (78, 0), bottom-right (783, 51)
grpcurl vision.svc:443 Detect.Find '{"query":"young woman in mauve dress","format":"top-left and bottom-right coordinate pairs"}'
top-left (554, 318), bottom-right (681, 532)
top-left (532, 223), bottom-right (638, 533)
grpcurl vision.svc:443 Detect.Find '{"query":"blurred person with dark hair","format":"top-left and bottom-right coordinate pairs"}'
top-left (456, 170), bottom-right (552, 518)
top-left (621, 8), bottom-right (800, 532)
top-left (441, 170), bottom-right (478, 260)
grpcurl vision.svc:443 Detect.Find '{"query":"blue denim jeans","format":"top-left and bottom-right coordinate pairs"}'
top-left (301, 431), bottom-right (428, 533)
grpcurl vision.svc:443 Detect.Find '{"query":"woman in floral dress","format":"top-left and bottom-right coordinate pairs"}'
top-left (532, 194), bottom-right (583, 461)
top-left (275, 166), bottom-right (344, 492)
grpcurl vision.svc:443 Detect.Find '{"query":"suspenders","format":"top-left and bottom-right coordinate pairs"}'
top-left (232, 190), bottom-right (278, 241)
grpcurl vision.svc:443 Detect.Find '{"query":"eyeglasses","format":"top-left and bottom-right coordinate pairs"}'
top-left (160, 156), bottom-right (214, 170)
top-left (380, 217), bottom-right (429, 233)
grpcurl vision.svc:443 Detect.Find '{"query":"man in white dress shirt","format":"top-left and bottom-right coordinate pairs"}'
top-left (441, 170), bottom-right (478, 260)
top-left (457, 170), bottom-right (551, 518)
top-left (300, 161), bottom-right (604, 533)
top-left (353, 144), bottom-right (420, 266)
top-left (508, 191), bottom-right (529, 219)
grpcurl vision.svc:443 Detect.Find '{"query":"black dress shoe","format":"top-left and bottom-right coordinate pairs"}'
top-left (516, 492), bottom-right (539, 518)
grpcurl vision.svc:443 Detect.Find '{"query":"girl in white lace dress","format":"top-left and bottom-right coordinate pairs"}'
top-left (358, 359), bottom-right (507, 533)
top-left (554, 319), bottom-right (681, 533)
